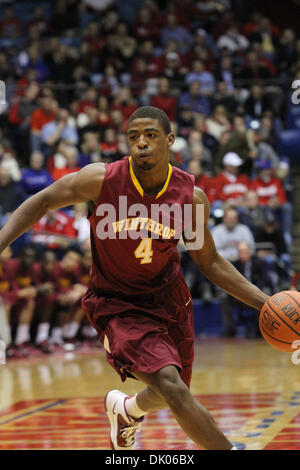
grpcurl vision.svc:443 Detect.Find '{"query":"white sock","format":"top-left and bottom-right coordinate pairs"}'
top-left (36, 322), bottom-right (50, 344)
top-left (82, 325), bottom-right (98, 338)
top-left (231, 446), bottom-right (237, 450)
top-left (50, 327), bottom-right (63, 344)
top-left (125, 394), bottom-right (147, 419)
top-left (15, 324), bottom-right (30, 345)
top-left (63, 321), bottom-right (79, 339)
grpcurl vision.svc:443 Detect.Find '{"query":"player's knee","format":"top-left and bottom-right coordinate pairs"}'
top-left (150, 366), bottom-right (189, 408)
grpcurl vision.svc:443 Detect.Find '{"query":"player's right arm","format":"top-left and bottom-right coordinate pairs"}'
top-left (0, 162), bottom-right (106, 254)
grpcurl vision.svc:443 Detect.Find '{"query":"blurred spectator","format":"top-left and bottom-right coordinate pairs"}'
top-left (0, 167), bottom-right (25, 225)
top-left (250, 160), bottom-right (292, 244)
top-left (211, 81), bottom-right (238, 115)
top-left (151, 78), bottom-right (177, 121)
top-left (214, 152), bottom-right (250, 207)
top-left (31, 209), bottom-right (77, 251)
top-left (212, 207), bottom-right (255, 262)
top-left (217, 24), bottom-right (249, 52)
top-left (244, 85), bottom-right (270, 119)
top-left (185, 60), bottom-right (215, 96)
top-left (22, 151), bottom-right (53, 197)
top-left (30, 94), bottom-right (57, 152)
top-left (248, 123), bottom-right (280, 169)
top-left (161, 13), bottom-right (193, 53)
top-left (189, 143), bottom-right (213, 174)
top-left (215, 56), bottom-right (235, 93)
top-left (78, 87), bottom-right (98, 114)
top-left (51, 146), bottom-right (81, 181)
top-left (0, 142), bottom-right (21, 182)
top-left (206, 105), bottom-right (231, 141)
top-left (72, 203), bottom-right (90, 244)
top-left (178, 81), bottom-right (211, 116)
top-left (100, 128), bottom-right (123, 162)
top-left (170, 122), bottom-right (190, 162)
top-left (239, 51), bottom-right (273, 80)
top-left (0, 5), bottom-right (21, 38)
top-left (78, 133), bottom-right (102, 167)
top-left (255, 211), bottom-right (292, 289)
top-left (41, 108), bottom-right (79, 150)
top-left (218, 241), bottom-right (273, 337)
top-left (238, 190), bottom-right (266, 236)
top-left (188, 159), bottom-right (216, 203)
top-left (26, 6), bottom-right (50, 37)
top-left (134, 6), bottom-right (161, 44)
top-left (112, 87), bottom-right (138, 121)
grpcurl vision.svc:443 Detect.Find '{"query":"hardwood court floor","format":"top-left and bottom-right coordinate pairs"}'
top-left (1, 338), bottom-right (300, 450)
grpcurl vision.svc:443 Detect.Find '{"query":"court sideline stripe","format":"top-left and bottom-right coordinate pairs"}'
top-left (0, 400), bottom-right (67, 427)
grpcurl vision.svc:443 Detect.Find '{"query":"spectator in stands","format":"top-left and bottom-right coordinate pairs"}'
top-left (211, 81), bottom-right (238, 115)
top-left (170, 122), bottom-right (190, 162)
top-left (22, 151), bottom-right (53, 198)
top-left (41, 108), bottom-right (79, 152)
top-left (250, 160), bottom-right (292, 245)
top-left (78, 133), bottom-right (102, 167)
top-left (215, 56), bottom-right (235, 92)
top-left (218, 241), bottom-right (273, 337)
top-left (0, 142), bottom-right (21, 182)
top-left (214, 152), bottom-right (250, 207)
top-left (178, 81), bottom-right (211, 116)
top-left (0, 167), bottom-right (25, 226)
top-left (51, 146), bottom-right (81, 181)
top-left (217, 24), bottom-right (249, 52)
top-left (248, 121), bottom-right (280, 169)
top-left (188, 159), bottom-right (216, 203)
top-left (212, 207), bottom-right (255, 262)
top-left (189, 143), bottom-right (213, 174)
top-left (0, 5), bottom-right (21, 38)
top-left (0, 247), bottom-right (14, 352)
top-left (112, 87), bottom-right (138, 121)
top-left (31, 209), bottom-right (77, 252)
top-left (185, 60), bottom-right (215, 96)
top-left (161, 13), bottom-right (193, 53)
top-left (151, 78), bottom-right (177, 122)
top-left (100, 128), bottom-right (123, 162)
top-left (134, 6), bottom-right (161, 45)
top-left (244, 84), bottom-right (270, 119)
top-left (206, 105), bottom-right (231, 141)
top-left (30, 94), bottom-right (57, 152)
top-left (255, 211), bottom-right (292, 290)
top-left (239, 190), bottom-right (266, 236)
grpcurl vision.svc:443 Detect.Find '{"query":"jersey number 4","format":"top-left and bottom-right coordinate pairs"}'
top-left (134, 238), bottom-right (153, 264)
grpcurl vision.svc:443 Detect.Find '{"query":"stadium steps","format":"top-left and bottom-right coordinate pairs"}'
top-left (291, 168), bottom-right (300, 271)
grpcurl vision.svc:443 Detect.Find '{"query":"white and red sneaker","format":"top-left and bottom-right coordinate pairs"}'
top-left (104, 390), bottom-right (144, 450)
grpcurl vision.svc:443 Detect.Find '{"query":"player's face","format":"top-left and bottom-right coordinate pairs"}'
top-left (127, 118), bottom-right (174, 171)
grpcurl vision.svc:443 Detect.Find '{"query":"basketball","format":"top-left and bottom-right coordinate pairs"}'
top-left (259, 291), bottom-right (300, 352)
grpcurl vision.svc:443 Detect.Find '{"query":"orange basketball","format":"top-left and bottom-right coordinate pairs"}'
top-left (259, 291), bottom-right (300, 352)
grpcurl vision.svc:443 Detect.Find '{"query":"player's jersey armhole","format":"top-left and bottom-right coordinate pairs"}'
top-left (87, 200), bottom-right (97, 219)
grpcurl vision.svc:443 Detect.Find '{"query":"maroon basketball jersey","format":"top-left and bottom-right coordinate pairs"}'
top-left (88, 156), bottom-right (194, 295)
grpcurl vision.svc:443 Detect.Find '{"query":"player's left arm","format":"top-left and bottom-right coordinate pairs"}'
top-left (184, 186), bottom-right (269, 311)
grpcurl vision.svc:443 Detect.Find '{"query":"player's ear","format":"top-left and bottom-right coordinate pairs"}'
top-left (167, 132), bottom-right (175, 148)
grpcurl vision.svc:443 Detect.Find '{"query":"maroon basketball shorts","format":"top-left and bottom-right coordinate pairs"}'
top-left (81, 273), bottom-right (194, 388)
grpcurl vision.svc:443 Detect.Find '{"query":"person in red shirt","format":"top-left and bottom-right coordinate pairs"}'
top-left (250, 160), bottom-right (292, 244)
top-left (188, 159), bottom-right (216, 203)
top-left (30, 94), bottom-right (57, 151)
top-left (214, 152), bottom-right (250, 206)
top-left (151, 78), bottom-right (177, 122)
top-left (50, 145), bottom-right (81, 181)
top-left (111, 87), bottom-right (138, 121)
top-left (31, 209), bottom-right (77, 251)
top-left (0, 5), bottom-right (21, 38)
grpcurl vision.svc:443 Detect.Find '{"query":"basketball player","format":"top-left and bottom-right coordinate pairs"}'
top-left (0, 107), bottom-right (269, 450)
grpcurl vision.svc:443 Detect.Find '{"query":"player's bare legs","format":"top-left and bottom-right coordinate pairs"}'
top-left (133, 365), bottom-right (232, 450)
top-left (135, 385), bottom-right (167, 411)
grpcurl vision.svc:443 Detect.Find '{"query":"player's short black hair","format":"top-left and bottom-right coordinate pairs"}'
top-left (127, 106), bottom-right (171, 134)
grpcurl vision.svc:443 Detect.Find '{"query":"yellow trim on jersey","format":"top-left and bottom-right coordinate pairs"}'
top-left (129, 156), bottom-right (144, 197)
top-left (129, 157), bottom-right (172, 199)
top-left (155, 164), bottom-right (172, 199)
